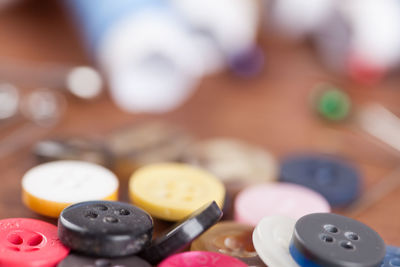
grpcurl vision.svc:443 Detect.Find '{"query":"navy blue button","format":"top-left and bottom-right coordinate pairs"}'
top-left (289, 213), bottom-right (386, 267)
top-left (382, 246), bottom-right (400, 267)
top-left (280, 153), bottom-right (361, 207)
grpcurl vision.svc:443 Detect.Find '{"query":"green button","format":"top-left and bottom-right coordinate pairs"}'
top-left (314, 84), bottom-right (351, 121)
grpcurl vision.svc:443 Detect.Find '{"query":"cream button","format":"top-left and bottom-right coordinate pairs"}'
top-left (253, 215), bottom-right (300, 267)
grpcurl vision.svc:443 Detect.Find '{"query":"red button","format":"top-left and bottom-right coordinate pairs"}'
top-left (0, 218), bottom-right (70, 267)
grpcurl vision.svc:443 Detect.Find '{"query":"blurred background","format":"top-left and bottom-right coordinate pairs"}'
top-left (1, 0), bottom-right (400, 245)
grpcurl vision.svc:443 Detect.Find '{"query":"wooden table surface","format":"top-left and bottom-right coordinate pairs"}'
top-left (1, 0), bottom-right (400, 247)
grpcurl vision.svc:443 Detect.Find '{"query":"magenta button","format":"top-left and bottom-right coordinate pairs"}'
top-left (234, 182), bottom-right (330, 226)
top-left (158, 251), bottom-right (248, 267)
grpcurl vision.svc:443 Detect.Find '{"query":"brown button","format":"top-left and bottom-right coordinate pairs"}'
top-left (191, 221), bottom-right (266, 267)
top-left (182, 138), bottom-right (277, 197)
top-left (107, 121), bottom-right (192, 178)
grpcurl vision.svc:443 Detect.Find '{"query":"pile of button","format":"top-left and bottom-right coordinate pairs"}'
top-left (1, 203), bottom-right (393, 266)
top-left (0, 122), bottom-right (397, 266)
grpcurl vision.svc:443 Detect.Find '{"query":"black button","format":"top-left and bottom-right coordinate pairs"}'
top-left (139, 201), bottom-right (223, 265)
top-left (57, 253), bottom-right (151, 267)
top-left (58, 201), bottom-right (153, 257)
top-left (290, 213), bottom-right (386, 267)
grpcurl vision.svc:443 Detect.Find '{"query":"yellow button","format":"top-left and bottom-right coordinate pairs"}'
top-left (129, 163), bottom-right (226, 221)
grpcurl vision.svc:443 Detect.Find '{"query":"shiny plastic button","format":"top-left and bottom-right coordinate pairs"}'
top-left (58, 200), bottom-right (153, 257)
top-left (191, 221), bottom-right (266, 266)
top-left (0, 218), bottom-right (69, 267)
top-left (382, 246), bottom-right (400, 267)
top-left (290, 213), bottom-right (386, 267)
top-left (252, 215), bottom-right (300, 267)
top-left (140, 201), bottom-right (222, 265)
top-left (183, 138), bottom-right (277, 197)
top-left (33, 138), bottom-right (113, 168)
top-left (280, 153), bottom-right (361, 207)
top-left (22, 160), bottom-right (119, 218)
top-left (108, 122), bottom-right (192, 178)
top-left (129, 163), bottom-right (225, 221)
top-left (234, 183), bottom-right (330, 226)
top-left (158, 251), bottom-right (248, 267)
top-left (312, 83), bottom-right (351, 121)
top-left (58, 253), bottom-right (151, 267)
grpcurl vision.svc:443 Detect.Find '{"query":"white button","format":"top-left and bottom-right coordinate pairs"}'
top-left (252, 215), bottom-right (300, 267)
top-left (22, 160), bottom-right (119, 217)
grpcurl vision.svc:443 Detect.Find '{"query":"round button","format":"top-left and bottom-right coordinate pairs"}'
top-left (0, 83), bottom-right (19, 120)
top-left (0, 218), bottom-right (69, 267)
top-left (280, 153), bottom-right (361, 207)
top-left (139, 201), bottom-right (223, 265)
top-left (252, 215), bottom-right (300, 267)
top-left (234, 183), bottom-right (330, 226)
top-left (20, 89), bottom-right (66, 126)
top-left (183, 138), bottom-right (277, 196)
top-left (228, 46), bottom-right (265, 78)
top-left (58, 253), bottom-right (151, 267)
top-left (290, 213), bottom-right (386, 267)
top-left (22, 160), bottom-right (119, 218)
top-left (312, 83), bottom-right (351, 121)
top-left (382, 246), bottom-right (400, 267)
top-left (191, 221), bottom-right (266, 266)
top-left (33, 138), bottom-right (113, 168)
top-left (108, 121), bottom-right (192, 178)
top-left (129, 163), bottom-right (225, 221)
top-left (58, 200), bottom-right (153, 257)
top-left (158, 251), bottom-right (248, 267)
top-left (348, 53), bottom-right (384, 85)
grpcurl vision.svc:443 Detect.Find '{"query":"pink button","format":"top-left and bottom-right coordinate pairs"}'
top-left (158, 251), bottom-right (248, 267)
top-left (234, 182), bottom-right (330, 226)
top-left (0, 218), bottom-right (70, 267)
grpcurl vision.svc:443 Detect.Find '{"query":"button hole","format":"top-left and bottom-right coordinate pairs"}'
top-left (340, 241), bottom-right (355, 250)
top-left (93, 204), bottom-right (108, 211)
top-left (319, 234), bottom-right (335, 243)
top-left (7, 246), bottom-right (20, 251)
top-left (344, 232), bottom-right (359, 241)
top-left (117, 209), bottom-right (130, 216)
top-left (323, 224), bottom-right (339, 234)
top-left (183, 195), bottom-right (193, 201)
top-left (163, 193), bottom-right (174, 199)
top-left (27, 234), bottom-right (43, 246)
top-left (85, 211), bottom-right (98, 219)
top-left (103, 216), bottom-right (119, 223)
top-left (7, 233), bottom-right (23, 245)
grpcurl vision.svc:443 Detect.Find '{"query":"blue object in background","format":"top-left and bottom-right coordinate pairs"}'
top-left (63, 0), bottom-right (204, 113)
top-left (64, 0), bottom-right (167, 52)
top-left (382, 246), bottom-right (400, 267)
top-left (280, 153), bottom-right (361, 207)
